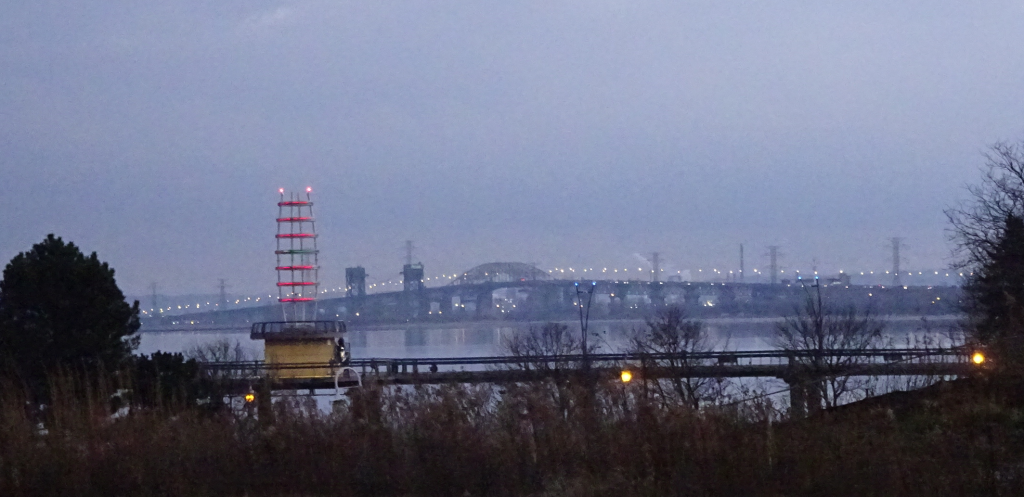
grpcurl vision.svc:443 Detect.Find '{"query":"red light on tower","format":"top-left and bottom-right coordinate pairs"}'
top-left (276, 188), bottom-right (320, 321)
top-left (306, 186), bottom-right (312, 193)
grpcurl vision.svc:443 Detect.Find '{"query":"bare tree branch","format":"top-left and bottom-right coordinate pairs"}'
top-left (772, 285), bottom-right (883, 409)
top-left (628, 306), bottom-right (722, 409)
top-left (946, 140), bottom-right (1024, 270)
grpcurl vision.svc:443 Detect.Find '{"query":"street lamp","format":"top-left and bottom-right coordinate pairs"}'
top-left (972, 351), bottom-right (986, 365)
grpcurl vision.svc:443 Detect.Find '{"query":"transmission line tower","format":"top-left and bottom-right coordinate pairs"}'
top-left (218, 279), bottom-right (229, 309)
top-left (891, 237), bottom-right (903, 287)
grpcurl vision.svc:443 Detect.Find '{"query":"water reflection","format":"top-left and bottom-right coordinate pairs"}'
top-left (138, 315), bottom-right (960, 360)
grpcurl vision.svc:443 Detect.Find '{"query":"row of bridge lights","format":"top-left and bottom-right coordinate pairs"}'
top-left (140, 295), bottom-right (278, 316)
top-left (141, 267), bottom-right (973, 317)
top-left (546, 267), bottom-right (970, 277)
top-left (141, 272), bottom-right (477, 315)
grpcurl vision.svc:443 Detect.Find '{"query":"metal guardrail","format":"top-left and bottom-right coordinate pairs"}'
top-left (249, 320), bottom-right (345, 340)
top-left (199, 347), bottom-right (970, 374)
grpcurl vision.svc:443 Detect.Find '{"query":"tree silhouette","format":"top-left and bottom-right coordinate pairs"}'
top-left (963, 215), bottom-right (1024, 368)
top-left (629, 306), bottom-right (718, 409)
top-left (772, 284), bottom-right (883, 410)
top-left (946, 140), bottom-right (1024, 369)
top-left (947, 140), bottom-right (1024, 271)
top-left (0, 234), bottom-right (140, 390)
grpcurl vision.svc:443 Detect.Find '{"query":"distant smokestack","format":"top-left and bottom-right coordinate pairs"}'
top-left (769, 246), bottom-right (779, 285)
top-left (740, 244), bottom-right (744, 283)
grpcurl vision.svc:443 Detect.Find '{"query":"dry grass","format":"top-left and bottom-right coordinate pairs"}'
top-left (2, 372), bottom-right (1023, 496)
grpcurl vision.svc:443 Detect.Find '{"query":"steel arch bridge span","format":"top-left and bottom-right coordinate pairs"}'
top-left (450, 262), bottom-right (550, 285)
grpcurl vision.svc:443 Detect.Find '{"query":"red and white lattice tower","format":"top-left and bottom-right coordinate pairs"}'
top-left (275, 187), bottom-right (319, 321)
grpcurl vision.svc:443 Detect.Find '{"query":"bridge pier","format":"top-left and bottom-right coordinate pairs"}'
top-left (474, 287), bottom-right (496, 319)
top-left (787, 379), bottom-right (806, 419)
top-left (782, 373), bottom-right (825, 418)
top-left (807, 381), bottom-right (823, 414)
top-left (683, 285), bottom-right (699, 308)
top-left (648, 282), bottom-right (666, 307)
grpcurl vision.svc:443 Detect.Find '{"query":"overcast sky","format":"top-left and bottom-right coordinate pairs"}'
top-left (2, 1), bottom-right (1023, 295)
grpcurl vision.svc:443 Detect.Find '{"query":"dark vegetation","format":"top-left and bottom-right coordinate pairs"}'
top-left (0, 235), bottom-right (141, 397)
top-left (948, 139), bottom-right (1024, 370)
top-left (4, 370), bottom-right (1024, 496)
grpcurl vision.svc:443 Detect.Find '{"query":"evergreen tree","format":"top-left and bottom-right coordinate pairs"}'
top-left (0, 235), bottom-right (140, 389)
top-left (963, 215), bottom-right (1024, 366)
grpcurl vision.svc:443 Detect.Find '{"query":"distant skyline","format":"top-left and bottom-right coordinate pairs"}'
top-left (3, 1), bottom-right (1023, 295)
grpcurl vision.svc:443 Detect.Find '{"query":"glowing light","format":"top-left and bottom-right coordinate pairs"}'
top-left (972, 352), bottom-right (986, 365)
top-left (306, 186), bottom-right (312, 192)
top-left (244, 393), bottom-right (256, 403)
top-left (620, 370), bottom-right (633, 383)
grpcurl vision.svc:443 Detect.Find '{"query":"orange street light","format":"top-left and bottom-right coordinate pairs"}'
top-left (972, 351), bottom-right (986, 365)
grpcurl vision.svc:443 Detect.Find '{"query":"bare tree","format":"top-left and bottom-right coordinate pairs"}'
top-left (629, 306), bottom-right (720, 409)
top-left (772, 285), bottom-right (883, 409)
top-left (184, 339), bottom-right (257, 383)
top-left (501, 322), bottom-right (595, 371)
top-left (185, 339), bottom-right (252, 363)
top-left (500, 322), bottom-right (596, 418)
top-left (946, 140), bottom-right (1024, 270)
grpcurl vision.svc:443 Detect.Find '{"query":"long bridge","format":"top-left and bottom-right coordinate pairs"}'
top-left (148, 274), bottom-right (960, 328)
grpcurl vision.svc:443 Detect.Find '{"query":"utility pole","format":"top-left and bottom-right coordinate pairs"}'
top-left (891, 237), bottom-right (903, 287)
top-left (651, 252), bottom-right (660, 282)
top-left (575, 281), bottom-right (597, 371)
top-left (768, 246), bottom-right (780, 285)
top-left (405, 240), bottom-right (414, 266)
top-left (740, 244), bottom-right (745, 282)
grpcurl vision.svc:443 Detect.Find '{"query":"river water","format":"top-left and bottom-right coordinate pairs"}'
top-left (139, 315), bottom-right (962, 360)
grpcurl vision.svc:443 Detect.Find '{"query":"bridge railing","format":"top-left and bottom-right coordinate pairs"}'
top-left (198, 347), bottom-right (971, 377)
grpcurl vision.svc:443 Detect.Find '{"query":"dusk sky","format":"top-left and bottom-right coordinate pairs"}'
top-left (2, 1), bottom-right (1023, 296)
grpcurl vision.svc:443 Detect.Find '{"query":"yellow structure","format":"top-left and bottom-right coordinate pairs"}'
top-left (265, 338), bottom-right (338, 379)
top-left (251, 321), bottom-right (347, 381)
